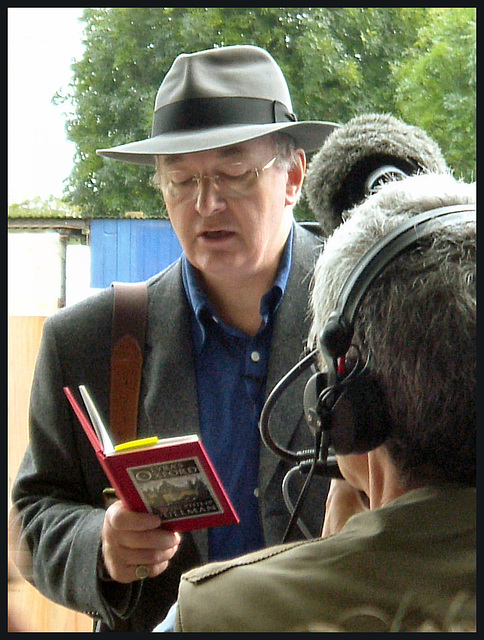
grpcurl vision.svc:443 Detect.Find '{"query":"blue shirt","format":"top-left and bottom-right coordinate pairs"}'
top-left (181, 226), bottom-right (293, 562)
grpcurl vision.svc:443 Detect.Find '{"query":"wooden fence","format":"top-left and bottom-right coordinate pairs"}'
top-left (8, 316), bottom-right (92, 632)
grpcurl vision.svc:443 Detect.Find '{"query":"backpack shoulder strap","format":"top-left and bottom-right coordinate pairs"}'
top-left (109, 281), bottom-right (148, 445)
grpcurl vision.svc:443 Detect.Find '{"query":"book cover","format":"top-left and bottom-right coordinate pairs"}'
top-left (64, 385), bottom-right (239, 533)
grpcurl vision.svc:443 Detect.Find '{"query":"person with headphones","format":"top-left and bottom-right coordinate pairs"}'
top-left (161, 172), bottom-right (476, 632)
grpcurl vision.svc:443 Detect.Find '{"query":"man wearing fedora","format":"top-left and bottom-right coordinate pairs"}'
top-left (11, 45), bottom-right (337, 631)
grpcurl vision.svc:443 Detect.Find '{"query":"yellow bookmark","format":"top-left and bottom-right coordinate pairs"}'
top-left (114, 436), bottom-right (159, 452)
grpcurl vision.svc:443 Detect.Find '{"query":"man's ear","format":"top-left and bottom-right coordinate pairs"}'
top-left (285, 149), bottom-right (306, 206)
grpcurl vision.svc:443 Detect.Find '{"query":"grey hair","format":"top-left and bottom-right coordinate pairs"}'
top-left (270, 132), bottom-right (302, 171)
top-left (309, 173), bottom-right (476, 486)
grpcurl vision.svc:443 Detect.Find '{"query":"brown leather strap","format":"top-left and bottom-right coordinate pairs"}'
top-left (109, 282), bottom-right (148, 445)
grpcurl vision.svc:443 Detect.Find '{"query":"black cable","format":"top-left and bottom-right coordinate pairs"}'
top-left (259, 349), bottom-right (317, 462)
top-left (281, 427), bottom-right (322, 543)
top-left (281, 466), bottom-right (314, 540)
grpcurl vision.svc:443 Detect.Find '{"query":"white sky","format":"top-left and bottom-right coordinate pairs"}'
top-left (8, 8), bottom-right (86, 204)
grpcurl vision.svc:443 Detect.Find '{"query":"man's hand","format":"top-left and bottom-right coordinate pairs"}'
top-left (101, 500), bottom-right (181, 583)
top-left (321, 479), bottom-right (369, 539)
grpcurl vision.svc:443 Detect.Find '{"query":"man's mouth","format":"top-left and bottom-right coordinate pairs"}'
top-left (201, 230), bottom-right (235, 240)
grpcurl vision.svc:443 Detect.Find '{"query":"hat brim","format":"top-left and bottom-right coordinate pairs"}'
top-left (97, 121), bottom-right (338, 167)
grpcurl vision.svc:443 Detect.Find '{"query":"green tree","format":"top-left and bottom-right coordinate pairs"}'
top-left (58, 8), bottom-right (186, 218)
top-left (393, 8), bottom-right (476, 181)
top-left (309, 8), bottom-right (429, 116)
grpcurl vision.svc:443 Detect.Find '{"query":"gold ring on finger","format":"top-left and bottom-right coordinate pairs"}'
top-left (135, 565), bottom-right (150, 580)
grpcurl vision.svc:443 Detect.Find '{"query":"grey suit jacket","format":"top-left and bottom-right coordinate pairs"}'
top-left (11, 223), bottom-right (329, 631)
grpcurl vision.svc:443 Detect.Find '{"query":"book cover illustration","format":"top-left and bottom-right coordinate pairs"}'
top-left (64, 385), bottom-right (239, 532)
top-left (127, 457), bottom-right (225, 524)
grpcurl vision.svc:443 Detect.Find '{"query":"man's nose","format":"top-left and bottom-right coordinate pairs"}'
top-left (194, 177), bottom-right (227, 216)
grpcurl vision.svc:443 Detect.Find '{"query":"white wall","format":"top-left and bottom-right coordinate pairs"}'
top-left (66, 243), bottom-right (97, 307)
top-left (8, 231), bottom-right (94, 316)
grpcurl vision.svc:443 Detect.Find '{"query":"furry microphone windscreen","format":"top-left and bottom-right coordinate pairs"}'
top-left (304, 113), bottom-right (450, 236)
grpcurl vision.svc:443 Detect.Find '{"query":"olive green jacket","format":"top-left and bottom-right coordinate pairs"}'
top-left (174, 485), bottom-right (476, 632)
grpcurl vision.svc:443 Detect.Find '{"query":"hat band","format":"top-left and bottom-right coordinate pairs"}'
top-left (151, 97), bottom-right (296, 137)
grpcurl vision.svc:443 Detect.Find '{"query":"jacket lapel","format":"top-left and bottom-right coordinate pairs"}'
top-left (259, 224), bottom-right (322, 494)
top-left (140, 261), bottom-right (200, 440)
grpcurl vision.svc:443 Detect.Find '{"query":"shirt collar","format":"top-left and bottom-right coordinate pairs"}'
top-left (182, 224), bottom-right (294, 351)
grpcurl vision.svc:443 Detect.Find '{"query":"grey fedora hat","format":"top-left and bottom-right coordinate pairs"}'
top-left (97, 45), bottom-right (338, 166)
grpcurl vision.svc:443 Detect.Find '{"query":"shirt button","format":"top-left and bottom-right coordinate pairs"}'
top-left (250, 350), bottom-right (260, 362)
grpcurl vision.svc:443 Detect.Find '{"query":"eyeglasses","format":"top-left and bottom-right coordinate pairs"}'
top-left (160, 156), bottom-right (278, 204)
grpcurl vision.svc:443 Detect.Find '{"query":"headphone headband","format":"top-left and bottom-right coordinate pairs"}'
top-left (320, 204), bottom-right (476, 361)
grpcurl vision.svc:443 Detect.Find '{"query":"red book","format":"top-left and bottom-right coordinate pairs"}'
top-left (64, 385), bottom-right (239, 533)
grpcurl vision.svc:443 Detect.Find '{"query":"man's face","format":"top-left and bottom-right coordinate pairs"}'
top-left (157, 138), bottom-right (304, 288)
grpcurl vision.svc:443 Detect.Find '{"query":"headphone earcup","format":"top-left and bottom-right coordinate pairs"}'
top-left (330, 371), bottom-right (392, 455)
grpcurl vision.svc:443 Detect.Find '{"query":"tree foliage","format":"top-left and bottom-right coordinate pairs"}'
top-left (54, 8), bottom-right (475, 219)
top-left (393, 8), bottom-right (476, 181)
